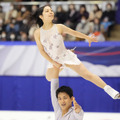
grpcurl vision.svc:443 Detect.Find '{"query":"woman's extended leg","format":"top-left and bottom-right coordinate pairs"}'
top-left (65, 63), bottom-right (106, 89)
top-left (65, 63), bottom-right (120, 99)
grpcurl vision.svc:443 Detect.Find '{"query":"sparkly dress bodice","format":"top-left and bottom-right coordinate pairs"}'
top-left (40, 24), bottom-right (67, 62)
top-left (40, 24), bottom-right (81, 66)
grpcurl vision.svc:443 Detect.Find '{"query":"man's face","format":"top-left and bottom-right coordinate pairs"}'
top-left (58, 92), bottom-right (73, 111)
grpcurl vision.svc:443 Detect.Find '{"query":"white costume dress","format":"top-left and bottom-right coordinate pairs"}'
top-left (40, 24), bottom-right (81, 68)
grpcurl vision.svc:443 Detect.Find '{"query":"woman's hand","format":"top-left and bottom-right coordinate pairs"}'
top-left (52, 61), bottom-right (62, 68)
top-left (88, 34), bottom-right (98, 47)
top-left (73, 97), bottom-right (82, 113)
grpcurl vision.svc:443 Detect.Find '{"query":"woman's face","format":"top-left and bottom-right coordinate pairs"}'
top-left (93, 5), bottom-right (98, 11)
top-left (94, 18), bottom-right (99, 24)
top-left (80, 7), bottom-right (85, 12)
top-left (58, 92), bottom-right (73, 111)
top-left (69, 4), bottom-right (75, 10)
top-left (106, 4), bottom-right (112, 11)
top-left (57, 6), bottom-right (62, 12)
top-left (40, 6), bottom-right (54, 22)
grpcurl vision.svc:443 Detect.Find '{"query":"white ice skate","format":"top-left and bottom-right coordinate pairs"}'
top-left (104, 85), bottom-right (120, 99)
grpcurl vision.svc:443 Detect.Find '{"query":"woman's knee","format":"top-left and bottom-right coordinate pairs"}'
top-left (45, 75), bottom-right (51, 81)
top-left (46, 67), bottom-right (59, 81)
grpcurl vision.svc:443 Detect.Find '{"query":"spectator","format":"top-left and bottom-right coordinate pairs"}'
top-left (19, 18), bottom-right (29, 41)
top-left (0, 5), bottom-right (5, 20)
top-left (65, 4), bottom-right (78, 29)
top-left (20, 18), bottom-right (29, 33)
top-left (88, 17), bottom-right (105, 42)
top-left (89, 4), bottom-right (102, 22)
top-left (17, 5), bottom-right (30, 22)
top-left (77, 4), bottom-right (89, 23)
top-left (28, 26), bottom-right (37, 41)
top-left (54, 5), bottom-right (66, 24)
top-left (76, 15), bottom-right (90, 37)
top-left (101, 3), bottom-right (115, 23)
top-left (0, 31), bottom-right (7, 41)
top-left (93, 17), bottom-right (103, 32)
top-left (9, 33), bottom-right (16, 41)
top-left (6, 18), bottom-right (20, 33)
top-left (21, 32), bottom-right (28, 41)
top-left (101, 17), bottom-right (112, 32)
top-left (6, 18), bottom-right (20, 41)
top-left (5, 4), bottom-right (18, 24)
top-left (101, 17), bottom-right (113, 39)
top-left (31, 5), bottom-right (39, 13)
top-left (101, 3), bottom-right (115, 37)
top-left (0, 17), bottom-right (6, 35)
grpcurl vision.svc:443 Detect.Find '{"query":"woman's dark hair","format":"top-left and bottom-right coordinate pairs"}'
top-left (56, 86), bottom-right (73, 98)
top-left (94, 4), bottom-right (100, 13)
top-left (27, 4), bottom-right (51, 28)
top-left (80, 4), bottom-right (87, 12)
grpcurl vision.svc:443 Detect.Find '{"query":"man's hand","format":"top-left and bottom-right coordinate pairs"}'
top-left (88, 34), bottom-right (98, 47)
top-left (73, 97), bottom-right (82, 113)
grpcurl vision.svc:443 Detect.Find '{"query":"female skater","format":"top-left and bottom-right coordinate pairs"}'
top-left (29, 5), bottom-right (120, 99)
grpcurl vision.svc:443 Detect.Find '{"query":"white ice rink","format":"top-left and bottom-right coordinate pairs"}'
top-left (0, 111), bottom-right (120, 120)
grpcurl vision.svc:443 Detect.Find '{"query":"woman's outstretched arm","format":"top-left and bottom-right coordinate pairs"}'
top-left (57, 24), bottom-right (97, 47)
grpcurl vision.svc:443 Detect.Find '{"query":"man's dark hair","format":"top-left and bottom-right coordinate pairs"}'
top-left (56, 86), bottom-right (73, 98)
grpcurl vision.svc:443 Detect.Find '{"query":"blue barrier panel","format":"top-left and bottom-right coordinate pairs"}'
top-left (0, 76), bottom-right (120, 112)
top-left (0, 41), bottom-right (120, 47)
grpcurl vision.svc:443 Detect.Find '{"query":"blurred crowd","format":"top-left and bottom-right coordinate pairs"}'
top-left (0, 3), bottom-right (116, 41)
top-left (15, 0), bottom-right (73, 1)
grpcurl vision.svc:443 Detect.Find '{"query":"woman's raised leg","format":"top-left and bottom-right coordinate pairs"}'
top-left (65, 63), bottom-right (106, 88)
top-left (65, 63), bottom-right (120, 99)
